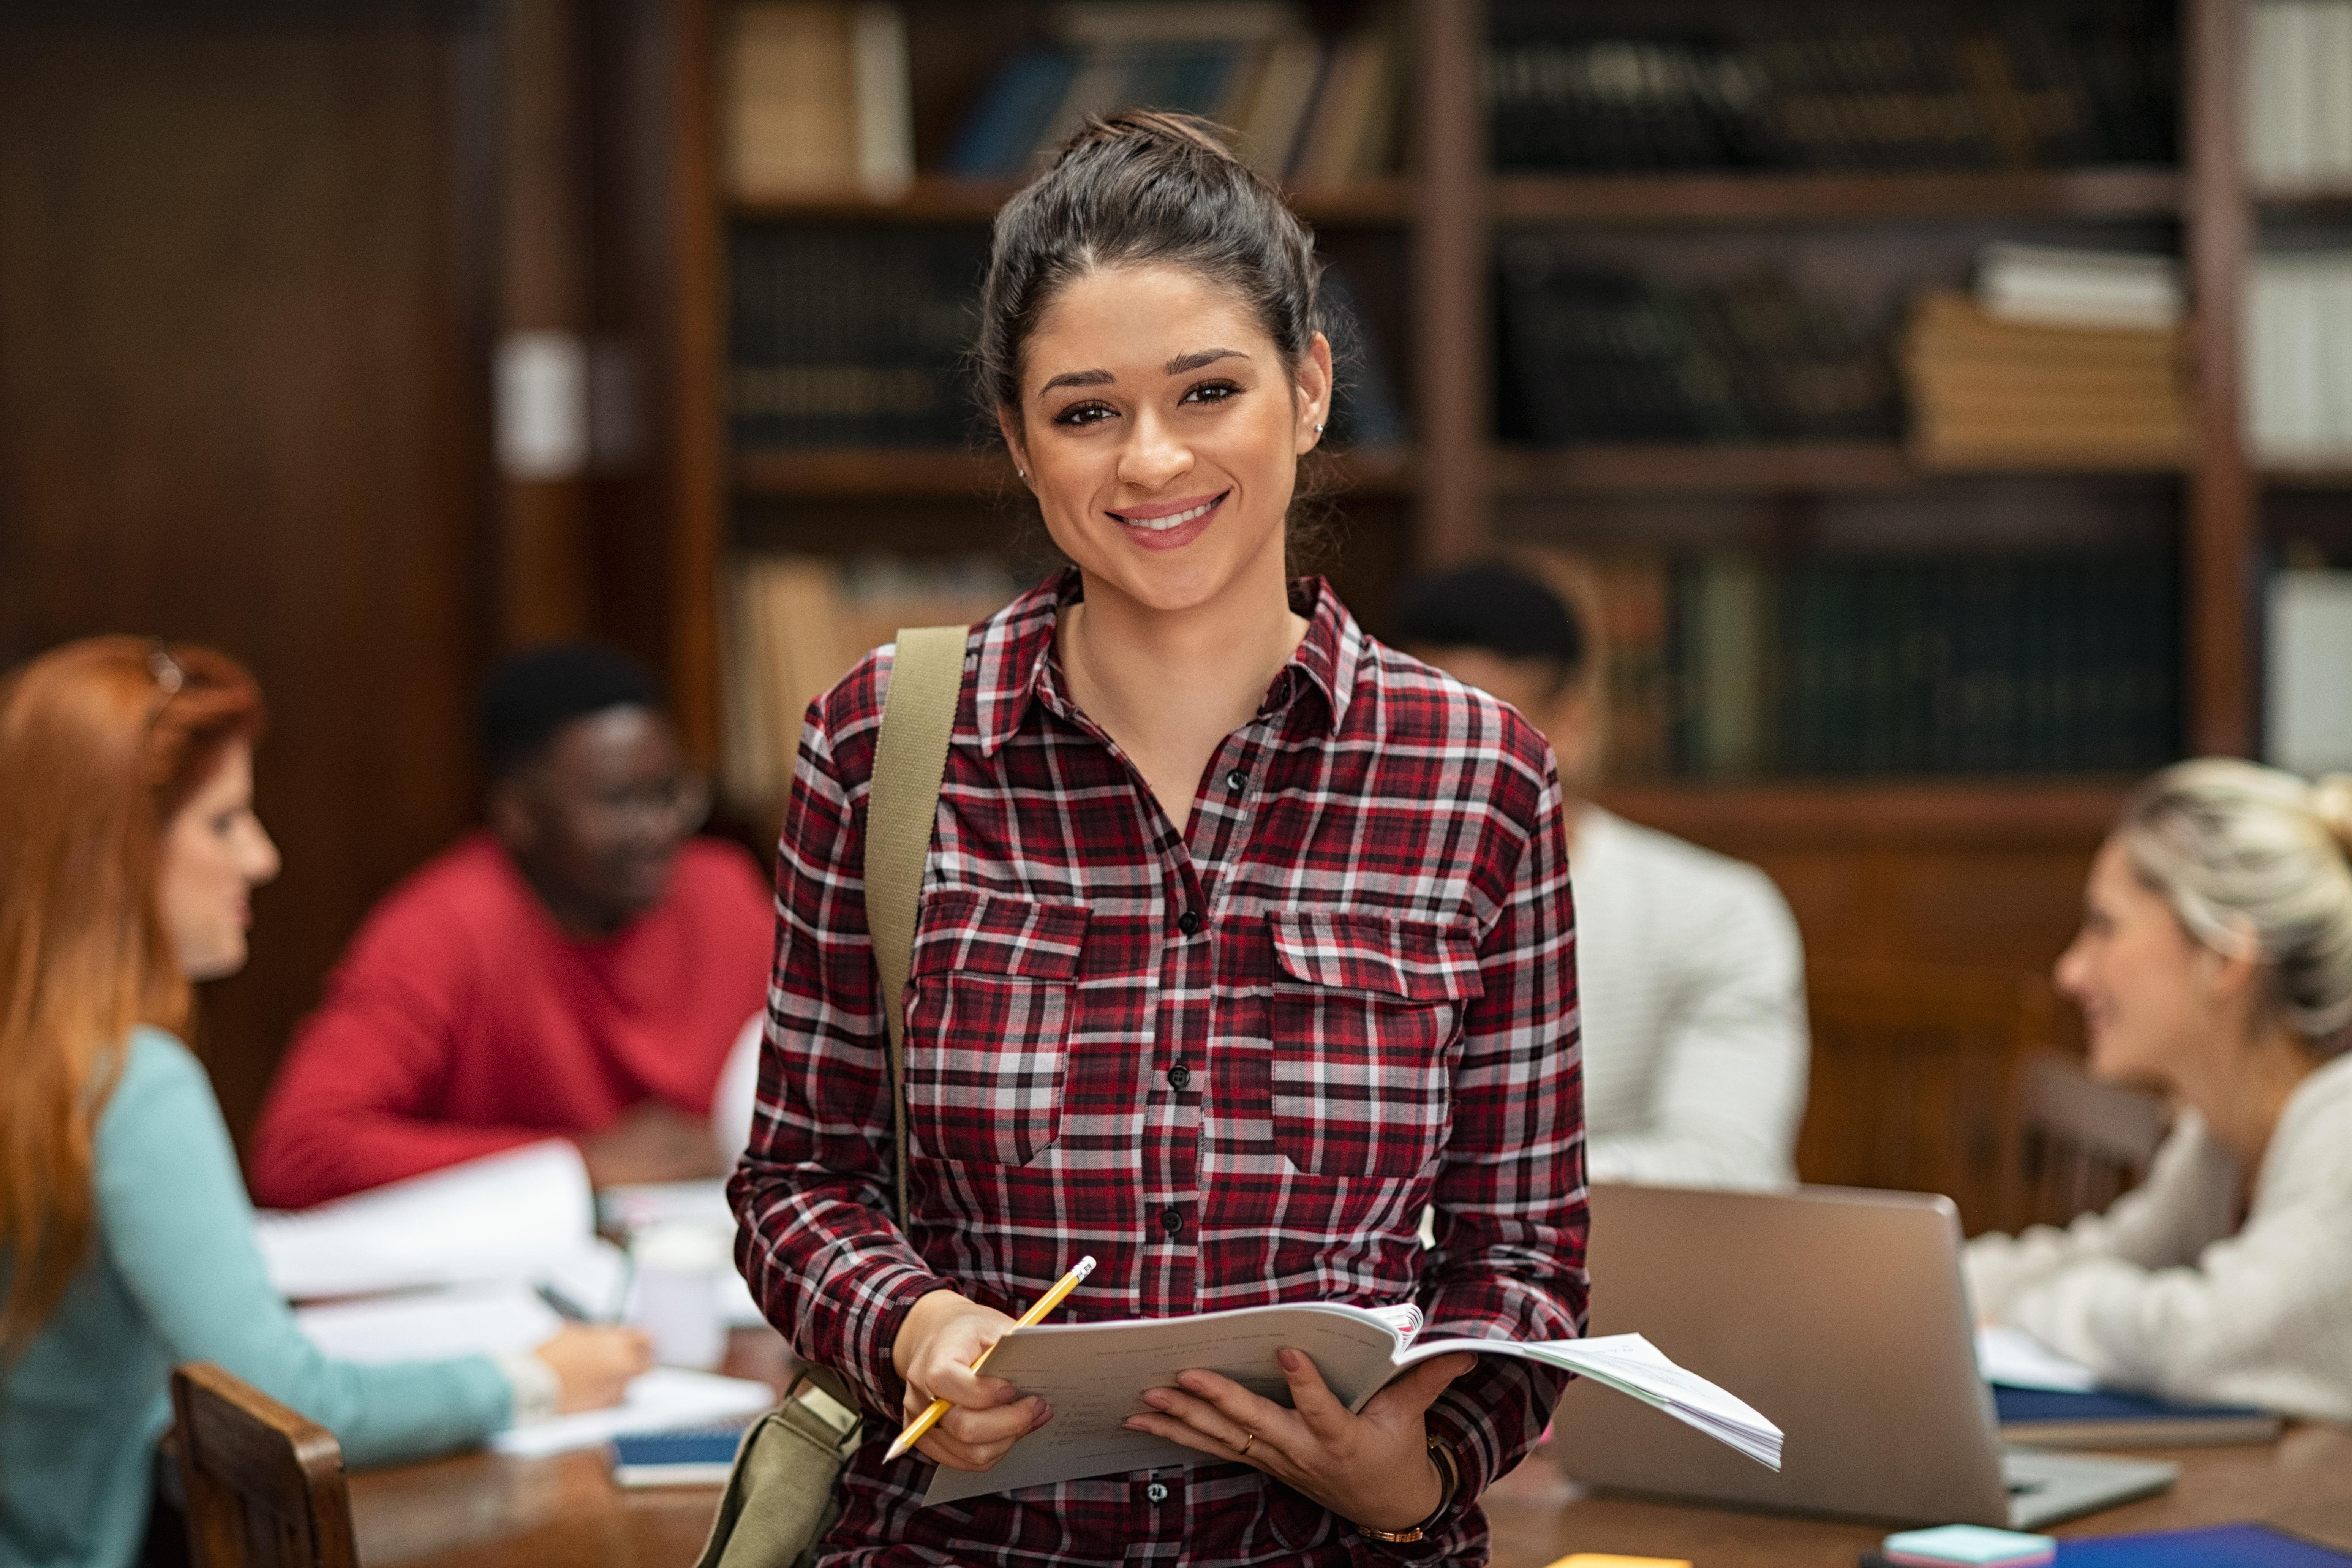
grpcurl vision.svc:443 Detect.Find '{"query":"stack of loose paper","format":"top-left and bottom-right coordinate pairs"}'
top-left (254, 1140), bottom-right (598, 1300)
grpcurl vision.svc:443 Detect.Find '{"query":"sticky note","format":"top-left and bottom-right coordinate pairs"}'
top-left (1541, 1555), bottom-right (1694, 1568)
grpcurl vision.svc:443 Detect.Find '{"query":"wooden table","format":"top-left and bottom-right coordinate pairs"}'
top-left (352, 1423), bottom-right (2352, 1567)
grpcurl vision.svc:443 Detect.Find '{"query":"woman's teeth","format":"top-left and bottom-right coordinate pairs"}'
top-left (1119, 496), bottom-right (1219, 531)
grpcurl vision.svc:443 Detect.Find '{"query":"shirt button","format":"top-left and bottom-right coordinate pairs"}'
top-left (1159, 1205), bottom-right (1184, 1236)
top-left (1176, 909), bottom-right (1201, 937)
top-left (1167, 1063), bottom-right (1191, 1089)
top-left (1226, 769), bottom-right (1248, 793)
top-left (1146, 1482), bottom-right (1169, 1503)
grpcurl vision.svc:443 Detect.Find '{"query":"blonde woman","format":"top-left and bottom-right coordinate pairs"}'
top-left (0, 638), bottom-right (647, 1568)
top-left (1968, 759), bottom-right (2352, 1421)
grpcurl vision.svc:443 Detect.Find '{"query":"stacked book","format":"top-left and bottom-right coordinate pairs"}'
top-left (721, 555), bottom-right (1027, 811)
top-left (1902, 246), bottom-right (2191, 470)
top-left (1487, 11), bottom-right (2176, 173)
top-left (726, 2), bottom-right (914, 201)
top-left (947, 3), bottom-right (1400, 187)
top-left (1495, 240), bottom-right (1899, 445)
top-left (2244, 252), bottom-right (2352, 465)
top-left (2244, 0), bottom-right (2352, 190)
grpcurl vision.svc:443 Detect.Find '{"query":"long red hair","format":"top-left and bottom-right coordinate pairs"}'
top-left (0, 636), bottom-right (265, 1358)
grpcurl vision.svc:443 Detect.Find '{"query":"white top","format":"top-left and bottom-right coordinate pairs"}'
top-left (1965, 1050), bottom-right (2352, 1423)
top-left (1572, 806), bottom-right (1810, 1189)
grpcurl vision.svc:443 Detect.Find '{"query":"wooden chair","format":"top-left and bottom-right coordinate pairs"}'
top-left (1797, 959), bottom-right (2059, 1236)
top-left (2011, 1048), bottom-right (2170, 1231)
top-left (169, 1364), bottom-right (356, 1568)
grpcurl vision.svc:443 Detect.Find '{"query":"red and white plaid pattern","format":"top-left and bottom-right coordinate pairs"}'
top-left (732, 571), bottom-right (1588, 1566)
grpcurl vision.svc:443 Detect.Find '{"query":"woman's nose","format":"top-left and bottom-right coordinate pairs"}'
top-left (1117, 409), bottom-right (1191, 489)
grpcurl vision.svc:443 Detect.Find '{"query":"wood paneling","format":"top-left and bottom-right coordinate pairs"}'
top-left (0, 11), bottom-right (498, 1148)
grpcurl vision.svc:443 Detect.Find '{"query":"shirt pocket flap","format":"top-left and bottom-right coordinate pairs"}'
top-left (1266, 910), bottom-right (1484, 1004)
top-left (910, 890), bottom-right (1091, 982)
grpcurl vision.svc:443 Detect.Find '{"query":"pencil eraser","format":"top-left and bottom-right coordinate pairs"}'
top-left (1882, 1524), bottom-right (2056, 1567)
top-left (1541, 1555), bottom-right (1693, 1568)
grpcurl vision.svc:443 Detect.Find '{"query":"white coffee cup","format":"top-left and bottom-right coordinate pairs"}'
top-left (631, 1223), bottom-right (729, 1370)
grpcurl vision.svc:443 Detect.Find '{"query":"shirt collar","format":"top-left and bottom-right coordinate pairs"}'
top-left (970, 568), bottom-right (1361, 757)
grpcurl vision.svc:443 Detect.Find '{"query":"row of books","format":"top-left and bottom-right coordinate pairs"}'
top-left (2244, 0), bottom-right (2352, 189)
top-left (1585, 553), bottom-right (2178, 778)
top-left (1494, 238), bottom-right (1899, 445)
top-left (727, 3), bottom-right (914, 202)
top-left (1487, 10), bottom-right (2177, 174)
top-left (721, 554), bottom-right (1030, 809)
top-left (947, 4), bottom-right (1400, 187)
top-left (730, 226), bottom-right (1408, 450)
top-left (2244, 252), bottom-right (2352, 464)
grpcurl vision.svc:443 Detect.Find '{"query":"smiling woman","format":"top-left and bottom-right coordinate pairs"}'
top-left (730, 111), bottom-right (1589, 1568)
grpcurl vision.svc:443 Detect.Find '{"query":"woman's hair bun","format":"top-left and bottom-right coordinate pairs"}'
top-left (2312, 773), bottom-right (2352, 859)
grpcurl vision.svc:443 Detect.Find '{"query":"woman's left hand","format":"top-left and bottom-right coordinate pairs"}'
top-left (1122, 1348), bottom-right (1476, 1534)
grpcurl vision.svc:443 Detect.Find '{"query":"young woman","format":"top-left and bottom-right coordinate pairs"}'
top-left (1968, 758), bottom-right (2352, 1421)
top-left (732, 113), bottom-right (1586, 1564)
top-left (0, 637), bottom-right (648, 1568)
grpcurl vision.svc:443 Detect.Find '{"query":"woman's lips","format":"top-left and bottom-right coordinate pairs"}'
top-left (1108, 491), bottom-right (1226, 551)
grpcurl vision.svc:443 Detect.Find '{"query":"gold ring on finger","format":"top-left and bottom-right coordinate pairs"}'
top-left (1236, 1429), bottom-right (1256, 1457)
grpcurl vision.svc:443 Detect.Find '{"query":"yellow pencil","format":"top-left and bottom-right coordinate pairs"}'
top-left (886, 1255), bottom-right (1097, 1462)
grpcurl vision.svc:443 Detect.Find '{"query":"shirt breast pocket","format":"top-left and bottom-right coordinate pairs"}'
top-left (1266, 909), bottom-right (1483, 1178)
top-left (905, 890), bottom-right (1091, 1168)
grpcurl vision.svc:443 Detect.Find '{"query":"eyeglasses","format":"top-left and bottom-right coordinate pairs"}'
top-left (550, 771), bottom-right (714, 836)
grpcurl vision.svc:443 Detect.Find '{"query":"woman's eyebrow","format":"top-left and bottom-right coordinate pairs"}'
top-left (1166, 347), bottom-right (1248, 374)
top-left (1040, 367), bottom-right (1114, 395)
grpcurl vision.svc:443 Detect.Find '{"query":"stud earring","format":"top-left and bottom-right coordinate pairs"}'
top-left (1313, 423), bottom-right (1325, 434)
top-left (1016, 467), bottom-right (1027, 481)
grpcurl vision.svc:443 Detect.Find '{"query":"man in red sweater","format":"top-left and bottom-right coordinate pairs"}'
top-left (251, 644), bottom-right (774, 1208)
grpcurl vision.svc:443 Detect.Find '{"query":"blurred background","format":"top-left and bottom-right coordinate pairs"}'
top-left (5, 0), bottom-right (2346, 1238)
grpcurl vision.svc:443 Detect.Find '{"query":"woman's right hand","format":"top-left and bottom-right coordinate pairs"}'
top-left (890, 1288), bottom-right (1048, 1471)
top-left (534, 1326), bottom-right (654, 1413)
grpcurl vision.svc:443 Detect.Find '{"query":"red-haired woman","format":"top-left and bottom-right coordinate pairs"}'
top-left (0, 637), bottom-right (649, 1568)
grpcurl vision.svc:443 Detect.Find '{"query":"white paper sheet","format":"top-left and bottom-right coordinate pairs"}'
top-left (295, 1281), bottom-right (561, 1363)
top-left (1976, 1324), bottom-right (2101, 1392)
top-left (254, 1140), bottom-right (595, 1300)
top-left (490, 1368), bottom-right (776, 1457)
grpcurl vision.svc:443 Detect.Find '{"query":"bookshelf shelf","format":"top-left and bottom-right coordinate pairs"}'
top-left (734, 446), bottom-right (1418, 499)
top-left (1491, 168), bottom-right (2186, 226)
top-left (1491, 444), bottom-right (1919, 495)
top-left (2264, 466), bottom-right (2352, 488)
top-left (1592, 780), bottom-right (2132, 849)
top-left (2250, 183), bottom-right (2352, 214)
top-left (732, 178), bottom-right (1412, 227)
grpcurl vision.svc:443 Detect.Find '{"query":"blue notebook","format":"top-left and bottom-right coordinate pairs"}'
top-left (1993, 1385), bottom-right (2282, 1447)
top-left (610, 1422), bottom-right (750, 1488)
top-left (2054, 1524), bottom-right (2352, 1565)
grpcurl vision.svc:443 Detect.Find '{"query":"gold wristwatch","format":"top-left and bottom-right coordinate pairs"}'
top-left (1353, 1435), bottom-right (1461, 1545)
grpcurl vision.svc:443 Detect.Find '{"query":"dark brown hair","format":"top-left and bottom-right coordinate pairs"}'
top-left (0, 637), bottom-right (265, 1358)
top-left (977, 111), bottom-right (1340, 568)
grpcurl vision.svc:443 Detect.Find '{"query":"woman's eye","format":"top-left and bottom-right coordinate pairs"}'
top-left (1052, 401), bottom-right (1114, 427)
top-left (1181, 379), bottom-right (1241, 405)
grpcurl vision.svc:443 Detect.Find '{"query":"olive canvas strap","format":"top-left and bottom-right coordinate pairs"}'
top-left (863, 624), bottom-right (967, 1228)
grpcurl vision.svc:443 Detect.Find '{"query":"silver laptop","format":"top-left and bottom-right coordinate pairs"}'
top-left (1549, 1183), bottom-right (2178, 1529)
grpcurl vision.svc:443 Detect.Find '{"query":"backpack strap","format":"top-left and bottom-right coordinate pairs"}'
top-left (863, 625), bottom-right (967, 1227)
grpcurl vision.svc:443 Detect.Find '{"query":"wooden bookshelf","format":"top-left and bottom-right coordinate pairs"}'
top-left (1491, 168), bottom-right (2186, 225)
top-left (611, 0), bottom-right (2269, 967)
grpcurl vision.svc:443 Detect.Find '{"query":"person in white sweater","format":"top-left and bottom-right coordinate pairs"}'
top-left (1966, 759), bottom-right (2352, 1423)
top-left (1396, 564), bottom-right (1808, 1189)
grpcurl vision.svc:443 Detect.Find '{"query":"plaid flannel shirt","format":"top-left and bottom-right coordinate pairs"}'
top-left (732, 572), bottom-right (1587, 1566)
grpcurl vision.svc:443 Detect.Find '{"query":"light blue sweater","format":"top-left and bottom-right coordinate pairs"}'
top-left (0, 1029), bottom-right (513, 1568)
